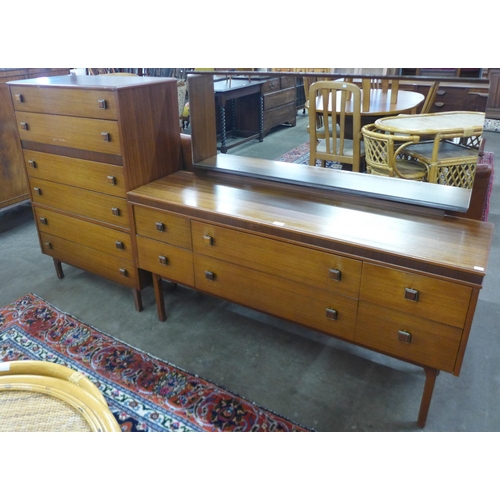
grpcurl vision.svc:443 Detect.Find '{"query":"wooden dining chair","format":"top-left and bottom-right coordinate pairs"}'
top-left (420, 81), bottom-right (440, 114)
top-left (361, 124), bottom-right (429, 180)
top-left (308, 81), bottom-right (365, 171)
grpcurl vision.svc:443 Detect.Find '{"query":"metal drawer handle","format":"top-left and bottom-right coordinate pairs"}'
top-left (28, 160), bottom-right (37, 168)
top-left (398, 330), bottom-right (412, 344)
top-left (158, 255), bottom-right (169, 265)
top-left (33, 187), bottom-right (42, 195)
top-left (111, 207), bottom-right (120, 216)
top-left (115, 241), bottom-right (124, 250)
top-left (205, 270), bottom-right (215, 281)
top-left (44, 242), bottom-right (52, 250)
top-left (434, 102), bottom-right (445, 108)
top-left (119, 268), bottom-right (128, 277)
top-left (107, 175), bottom-right (116, 185)
top-left (155, 222), bottom-right (165, 232)
top-left (39, 217), bottom-right (47, 225)
top-left (20, 122), bottom-right (28, 130)
top-left (204, 235), bottom-right (213, 246)
top-left (101, 132), bottom-right (110, 142)
top-left (404, 288), bottom-right (419, 301)
top-left (98, 99), bottom-right (107, 109)
top-left (15, 93), bottom-right (24, 102)
top-left (325, 308), bottom-right (338, 320)
top-left (329, 268), bottom-right (342, 281)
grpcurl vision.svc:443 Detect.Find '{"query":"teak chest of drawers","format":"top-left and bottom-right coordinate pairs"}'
top-left (128, 168), bottom-right (493, 428)
top-left (8, 74), bottom-right (181, 309)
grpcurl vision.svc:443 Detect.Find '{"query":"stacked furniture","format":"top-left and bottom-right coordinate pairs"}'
top-left (7, 75), bottom-right (181, 310)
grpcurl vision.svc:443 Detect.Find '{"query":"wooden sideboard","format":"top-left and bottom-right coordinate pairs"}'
top-left (0, 68), bottom-right (70, 210)
top-left (7, 74), bottom-right (182, 309)
top-left (125, 74), bottom-right (494, 427)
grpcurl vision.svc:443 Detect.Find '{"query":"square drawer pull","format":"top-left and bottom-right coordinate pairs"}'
top-left (204, 235), bottom-right (213, 246)
top-left (15, 93), bottom-right (24, 102)
top-left (158, 255), bottom-right (169, 265)
top-left (107, 175), bottom-right (116, 185)
top-left (329, 268), bottom-right (342, 281)
top-left (39, 217), bottom-right (47, 225)
top-left (155, 222), bottom-right (165, 232)
top-left (404, 288), bottom-right (419, 301)
top-left (28, 160), bottom-right (36, 168)
top-left (325, 308), bottom-right (338, 320)
top-left (119, 268), bottom-right (128, 277)
top-left (101, 132), bottom-right (110, 142)
top-left (33, 187), bottom-right (42, 195)
top-left (115, 241), bottom-right (124, 250)
top-left (111, 207), bottom-right (120, 216)
top-left (20, 122), bottom-right (28, 130)
top-left (398, 330), bottom-right (412, 344)
top-left (98, 99), bottom-right (107, 109)
top-left (44, 242), bottom-right (52, 250)
top-left (205, 270), bottom-right (215, 281)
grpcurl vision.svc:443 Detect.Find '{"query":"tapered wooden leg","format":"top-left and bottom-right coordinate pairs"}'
top-left (53, 258), bottom-right (64, 279)
top-left (152, 273), bottom-right (166, 322)
top-left (132, 289), bottom-right (143, 312)
top-left (417, 367), bottom-right (439, 428)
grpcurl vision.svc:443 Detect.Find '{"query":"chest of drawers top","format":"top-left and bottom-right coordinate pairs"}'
top-left (128, 170), bottom-right (493, 286)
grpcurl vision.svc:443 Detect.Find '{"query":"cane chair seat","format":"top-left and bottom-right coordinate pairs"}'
top-left (0, 360), bottom-right (121, 432)
top-left (361, 124), bottom-right (428, 180)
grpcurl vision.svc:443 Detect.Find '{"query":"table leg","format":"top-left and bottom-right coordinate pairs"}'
top-left (417, 366), bottom-right (439, 428)
top-left (259, 94), bottom-right (264, 142)
top-left (132, 288), bottom-right (143, 312)
top-left (53, 258), bottom-right (64, 279)
top-left (219, 105), bottom-right (227, 153)
top-left (152, 273), bottom-right (167, 322)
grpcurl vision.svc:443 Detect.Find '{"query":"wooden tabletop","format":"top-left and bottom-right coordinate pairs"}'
top-left (314, 89), bottom-right (425, 116)
top-left (375, 111), bottom-right (485, 135)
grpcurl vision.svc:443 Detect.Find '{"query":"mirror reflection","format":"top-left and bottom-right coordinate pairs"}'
top-left (184, 68), bottom-right (487, 198)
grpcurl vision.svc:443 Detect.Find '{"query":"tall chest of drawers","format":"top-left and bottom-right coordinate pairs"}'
top-left (7, 75), bottom-right (182, 309)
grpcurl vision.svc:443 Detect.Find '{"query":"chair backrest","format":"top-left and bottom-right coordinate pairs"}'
top-left (361, 124), bottom-right (420, 177)
top-left (420, 81), bottom-right (440, 114)
top-left (308, 81), bottom-right (362, 169)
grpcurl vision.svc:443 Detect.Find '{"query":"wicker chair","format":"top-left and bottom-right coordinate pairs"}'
top-left (0, 360), bottom-right (121, 432)
top-left (361, 124), bottom-right (429, 180)
top-left (308, 81), bottom-right (365, 171)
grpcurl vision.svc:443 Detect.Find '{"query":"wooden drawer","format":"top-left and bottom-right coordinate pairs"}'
top-left (264, 102), bottom-right (296, 130)
top-left (194, 254), bottom-right (358, 341)
top-left (192, 221), bottom-right (362, 298)
top-left (429, 87), bottom-right (467, 112)
top-left (39, 232), bottom-right (139, 288)
top-left (136, 235), bottom-right (194, 286)
top-left (133, 205), bottom-right (192, 250)
top-left (34, 207), bottom-right (133, 260)
top-left (261, 78), bottom-right (281, 94)
top-left (15, 111), bottom-right (121, 155)
top-left (24, 150), bottom-right (126, 197)
top-left (10, 85), bottom-right (118, 119)
top-left (280, 76), bottom-right (296, 90)
top-left (360, 263), bottom-right (471, 328)
top-left (30, 179), bottom-right (129, 228)
top-left (355, 302), bottom-right (462, 372)
top-left (264, 88), bottom-right (296, 110)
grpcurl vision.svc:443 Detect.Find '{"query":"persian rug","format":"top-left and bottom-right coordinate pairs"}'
top-left (0, 293), bottom-right (309, 432)
top-left (275, 141), bottom-right (342, 169)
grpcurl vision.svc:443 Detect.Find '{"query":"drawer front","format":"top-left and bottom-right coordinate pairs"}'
top-left (10, 85), bottom-right (118, 119)
top-left (360, 263), bottom-right (471, 328)
top-left (192, 221), bottom-right (361, 298)
top-left (136, 235), bottom-right (194, 286)
top-left (15, 111), bottom-right (121, 155)
top-left (39, 232), bottom-right (139, 288)
top-left (194, 255), bottom-right (358, 341)
top-left (261, 78), bottom-right (281, 94)
top-left (30, 179), bottom-right (129, 228)
top-left (264, 88), bottom-right (296, 110)
top-left (35, 207), bottom-right (133, 260)
top-left (280, 76), bottom-right (296, 89)
top-left (24, 150), bottom-right (126, 197)
top-left (133, 205), bottom-right (192, 250)
top-left (355, 302), bottom-right (462, 372)
top-left (264, 102), bottom-right (296, 130)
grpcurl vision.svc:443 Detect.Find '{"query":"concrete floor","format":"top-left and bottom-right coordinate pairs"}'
top-left (1, 113), bottom-right (499, 432)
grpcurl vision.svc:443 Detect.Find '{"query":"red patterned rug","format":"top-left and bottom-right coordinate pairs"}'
top-left (275, 141), bottom-right (342, 169)
top-left (0, 293), bottom-right (310, 432)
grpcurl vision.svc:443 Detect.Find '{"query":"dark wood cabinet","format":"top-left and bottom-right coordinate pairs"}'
top-left (486, 69), bottom-right (500, 119)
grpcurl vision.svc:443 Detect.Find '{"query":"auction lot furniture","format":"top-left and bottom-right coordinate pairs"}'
top-left (375, 112), bottom-right (485, 187)
top-left (7, 75), bottom-right (182, 310)
top-left (126, 74), bottom-right (493, 427)
top-left (0, 360), bottom-right (120, 432)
